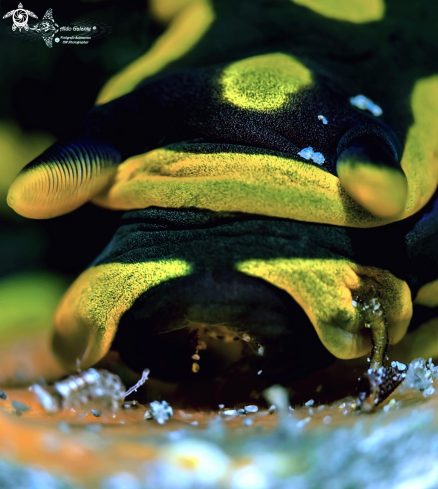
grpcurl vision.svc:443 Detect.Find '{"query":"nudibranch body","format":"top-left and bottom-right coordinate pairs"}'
top-left (7, 0), bottom-right (438, 396)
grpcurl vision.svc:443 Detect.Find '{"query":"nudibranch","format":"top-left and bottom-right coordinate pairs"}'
top-left (7, 0), bottom-right (438, 397)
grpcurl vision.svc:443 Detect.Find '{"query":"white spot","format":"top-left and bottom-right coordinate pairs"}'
top-left (257, 370), bottom-right (263, 375)
top-left (222, 409), bottom-right (237, 416)
top-left (391, 361), bottom-right (407, 371)
top-left (305, 399), bottom-right (314, 407)
top-left (298, 147), bottom-right (325, 165)
top-left (244, 405), bottom-right (258, 413)
top-left (349, 95), bottom-right (383, 117)
top-left (318, 115), bottom-right (328, 124)
top-left (323, 415), bottom-right (332, 425)
top-left (352, 300), bottom-right (357, 307)
top-left (144, 400), bottom-right (173, 425)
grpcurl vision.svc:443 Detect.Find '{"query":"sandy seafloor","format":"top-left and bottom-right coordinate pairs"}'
top-left (0, 374), bottom-right (438, 489)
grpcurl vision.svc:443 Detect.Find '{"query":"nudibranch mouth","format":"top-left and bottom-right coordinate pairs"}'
top-left (112, 270), bottom-right (335, 383)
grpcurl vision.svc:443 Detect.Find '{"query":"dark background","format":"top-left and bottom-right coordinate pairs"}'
top-left (0, 0), bottom-right (161, 280)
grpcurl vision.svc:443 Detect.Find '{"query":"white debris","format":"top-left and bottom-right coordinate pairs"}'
top-left (144, 400), bottom-right (173, 425)
top-left (222, 409), bottom-right (238, 416)
top-left (318, 115), bottom-right (328, 124)
top-left (305, 399), bottom-right (314, 407)
top-left (243, 418), bottom-right (253, 427)
top-left (391, 361), bottom-right (407, 371)
top-left (32, 368), bottom-right (149, 414)
top-left (244, 405), bottom-right (258, 413)
top-left (298, 147), bottom-right (325, 165)
top-left (352, 300), bottom-right (357, 307)
top-left (399, 358), bottom-right (438, 397)
top-left (29, 384), bottom-right (59, 414)
top-left (263, 385), bottom-right (289, 411)
top-left (349, 95), bottom-right (383, 116)
top-left (268, 405), bottom-right (276, 414)
top-left (323, 415), bottom-right (332, 425)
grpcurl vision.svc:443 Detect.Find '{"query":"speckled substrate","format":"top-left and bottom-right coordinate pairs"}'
top-left (0, 379), bottom-right (438, 489)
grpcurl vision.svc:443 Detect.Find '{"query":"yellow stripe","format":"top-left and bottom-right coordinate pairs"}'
top-left (53, 260), bottom-right (192, 370)
top-left (290, 0), bottom-right (385, 23)
top-left (92, 146), bottom-right (392, 227)
top-left (96, 0), bottom-right (215, 105)
top-left (236, 257), bottom-right (411, 359)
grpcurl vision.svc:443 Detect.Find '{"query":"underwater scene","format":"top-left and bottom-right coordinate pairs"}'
top-left (1, 0), bottom-right (438, 487)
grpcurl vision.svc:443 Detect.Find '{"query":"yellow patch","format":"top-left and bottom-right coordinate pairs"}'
top-left (400, 75), bottom-right (438, 217)
top-left (414, 278), bottom-right (438, 308)
top-left (236, 258), bottom-right (411, 359)
top-left (390, 317), bottom-right (438, 362)
top-left (53, 260), bottom-right (192, 370)
top-left (220, 53), bottom-right (312, 112)
top-left (291, 0), bottom-right (385, 23)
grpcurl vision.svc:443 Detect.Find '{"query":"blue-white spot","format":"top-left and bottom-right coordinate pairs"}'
top-left (298, 147), bottom-right (325, 165)
top-left (318, 115), bottom-right (328, 124)
top-left (349, 95), bottom-right (383, 117)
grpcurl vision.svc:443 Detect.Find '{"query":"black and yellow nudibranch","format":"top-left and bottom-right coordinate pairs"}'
top-left (7, 0), bottom-right (438, 389)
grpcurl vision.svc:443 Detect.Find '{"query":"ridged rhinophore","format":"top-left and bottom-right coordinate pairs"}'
top-left (7, 139), bottom-right (121, 219)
